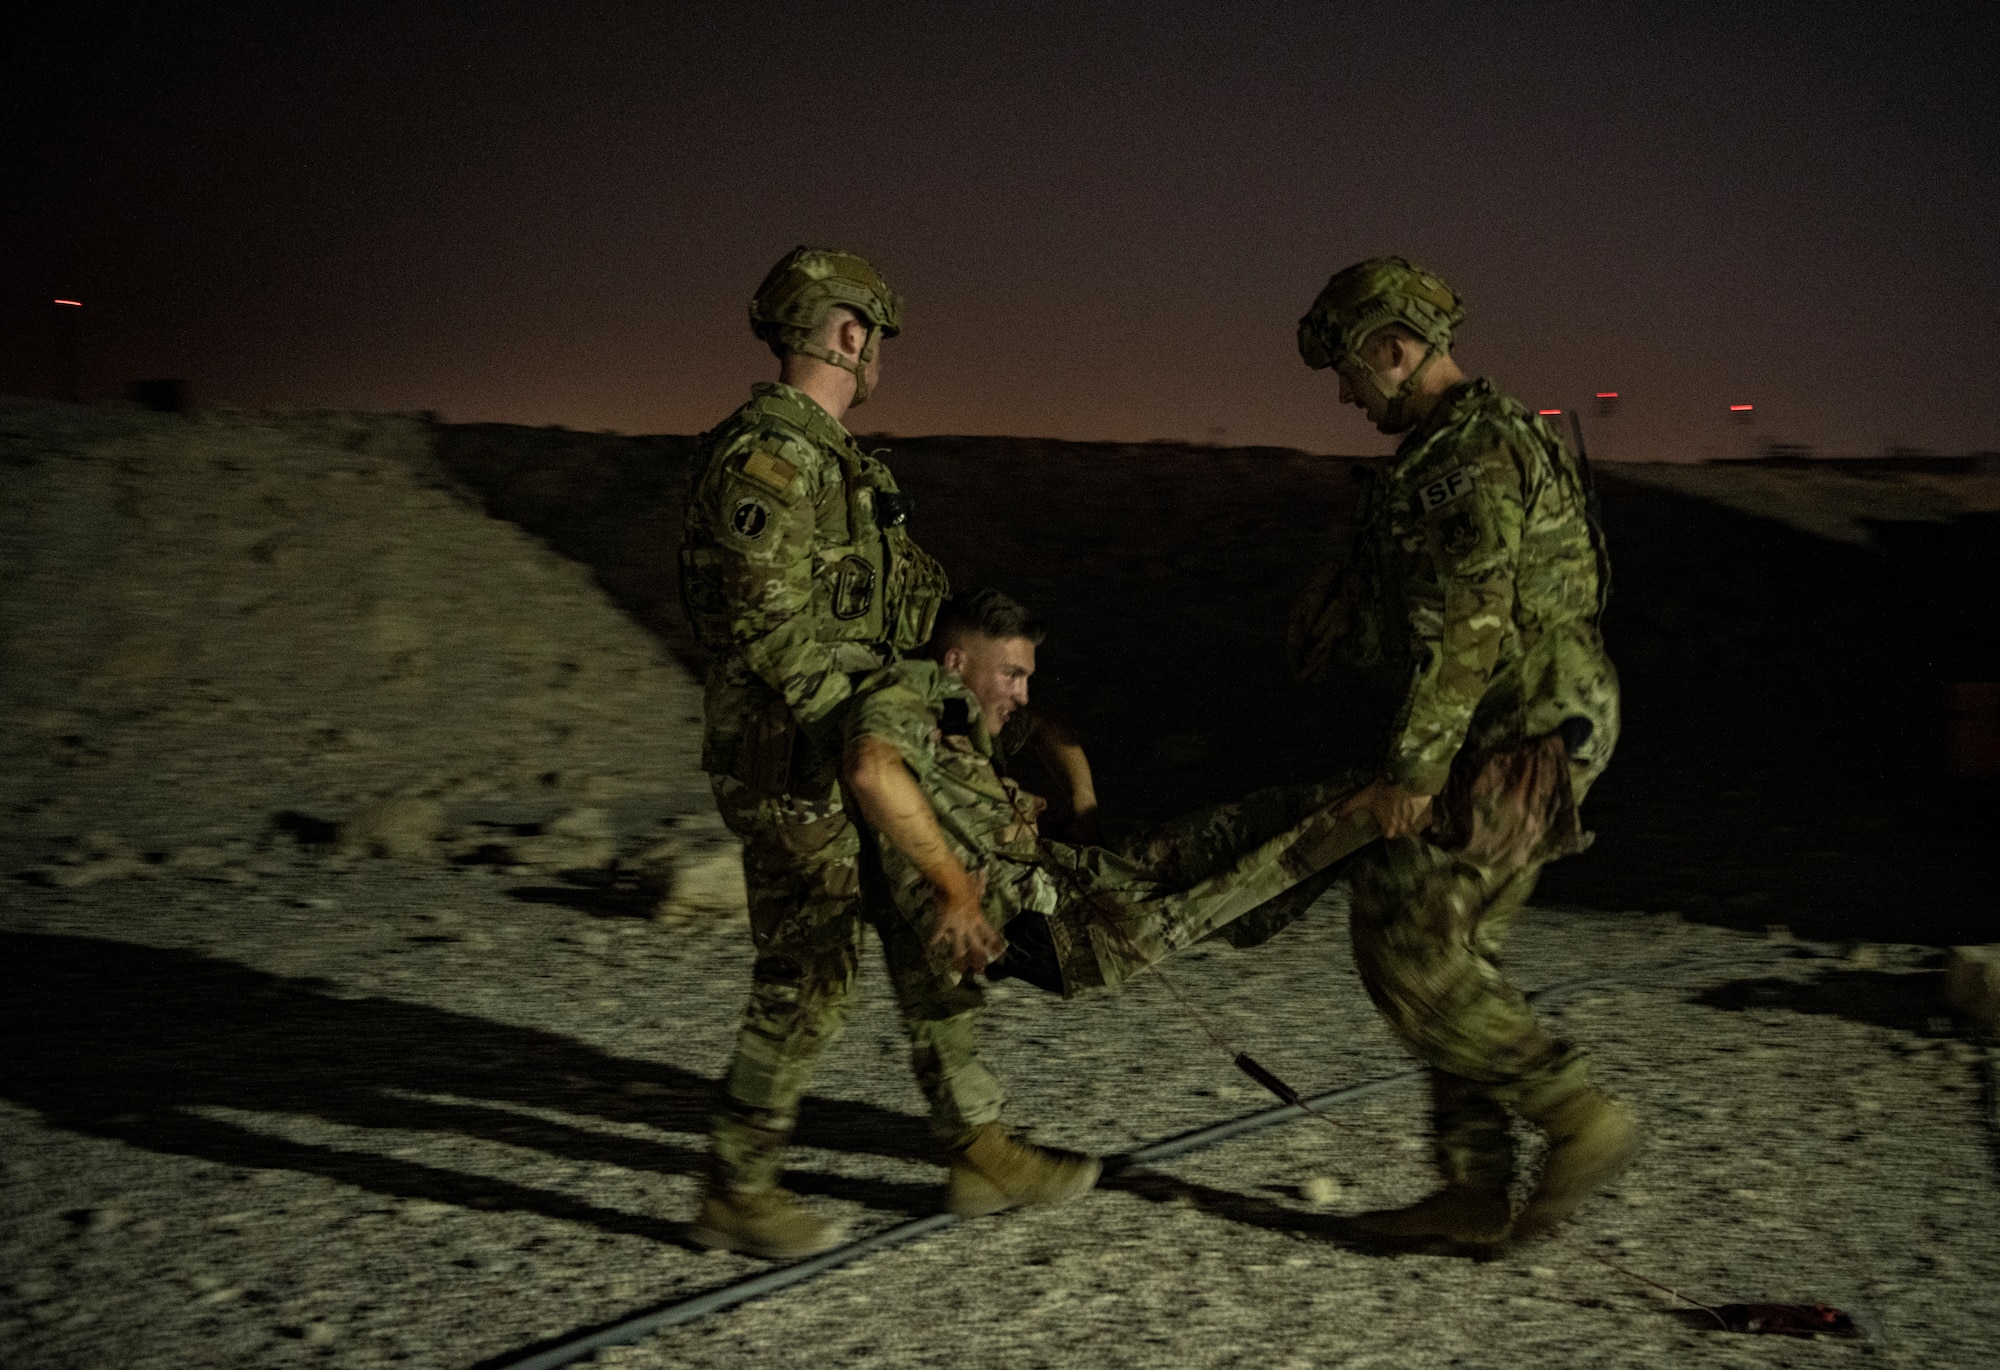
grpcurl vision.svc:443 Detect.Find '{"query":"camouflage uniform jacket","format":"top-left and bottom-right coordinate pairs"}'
top-left (680, 382), bottom-right (949, 792)
top-left (845, 659), bottom-right (1053, 932)
top-left (1341, 380), bottom-right (1617, 796)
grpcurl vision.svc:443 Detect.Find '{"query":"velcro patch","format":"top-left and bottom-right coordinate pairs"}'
top-left (1416, 463), bottom-right (1481, 516)
top-left (738, 448), bottom-right (800, 494)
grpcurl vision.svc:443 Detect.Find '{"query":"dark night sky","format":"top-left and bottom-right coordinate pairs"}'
top-left (10, 1), bottom-right (1998, 460)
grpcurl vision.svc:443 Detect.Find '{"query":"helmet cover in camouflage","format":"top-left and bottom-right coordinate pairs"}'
top-left (1297, 255), bottom-right (1464, 372)
top-left (750, 246), bottom-right (903, 350)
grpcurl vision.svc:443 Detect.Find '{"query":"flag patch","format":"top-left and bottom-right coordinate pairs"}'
top-left (740, 449), bottom-right (800, 493)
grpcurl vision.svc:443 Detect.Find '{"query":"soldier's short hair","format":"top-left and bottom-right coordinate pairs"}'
top-left (932, 588), bottom-right (1047, 651)
top-left (800, 304), bottom-right (861, 353)
top-left (1360, 320), bottom-right (1424, 353)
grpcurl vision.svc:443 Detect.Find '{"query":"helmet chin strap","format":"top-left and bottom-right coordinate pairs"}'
top-left (788, 321), bottom-right (879, 407)
top-left (1353, 342), bottom-right (1438, 433)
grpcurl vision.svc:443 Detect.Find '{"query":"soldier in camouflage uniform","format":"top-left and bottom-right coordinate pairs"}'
top-left (846, 590), bottom-right (1378, 1217)
top-left (1289, 257), bottom-right (1633, 1251)
top-left (679, 249), bottom-right (1103, 1258)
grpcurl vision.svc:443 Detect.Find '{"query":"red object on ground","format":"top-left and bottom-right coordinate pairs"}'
top-left (1708, 1303), bottom-right (1861, 1338)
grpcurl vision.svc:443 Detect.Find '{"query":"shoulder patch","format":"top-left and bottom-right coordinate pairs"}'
top-left (1414, 462), bottom-right (1482, 517)
top-left (737, 447), bottom-right (800, 494)
top-left (1435, 509), bottom-right (1481, 558)
top-left (729, 498), bottom-right (770, 541)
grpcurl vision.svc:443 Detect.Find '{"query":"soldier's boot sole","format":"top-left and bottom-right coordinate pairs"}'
top-left (1341, 1184), bottom-right (1514, 1255)
top-left (688, 1189), bottom-right (848, 1260)
top-left (946, 1124), bottom-right (1102, 1218)
top-left (1513, 1096), bottom-right (1640, 1241)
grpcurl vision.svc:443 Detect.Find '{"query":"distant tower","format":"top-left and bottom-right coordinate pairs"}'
top-left (50, 299), bottom-right (82, 402)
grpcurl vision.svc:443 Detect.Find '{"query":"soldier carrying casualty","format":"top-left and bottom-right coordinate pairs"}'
top-left (1290, 256), bottom-right (1629, 1253)
top-left (678, 246), bottom-right (957, 1260)
top-left (844, 589), bottom-right (1381, 1210)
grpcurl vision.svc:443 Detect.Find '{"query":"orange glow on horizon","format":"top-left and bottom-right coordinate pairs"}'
top-left (53, 299), bottom-right (82, 307)
top-left (1538, 408), bottom-right (1563, 415)
top-left (1595, 391), bottom-right (1619, 398)
top-left (1729, 404), bottom-right (1754, 411)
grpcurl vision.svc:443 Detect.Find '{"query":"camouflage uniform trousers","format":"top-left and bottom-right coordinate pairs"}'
top-left (985, 776), bottom-right (1373, 994)
top-left (1346, 756), bottom-right (1610, 1190)
top-left (709, 769), bottom-right (1003, 1192)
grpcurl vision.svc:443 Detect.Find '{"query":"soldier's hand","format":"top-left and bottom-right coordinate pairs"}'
top-left (1349, 778), bottom-right (1435, 840)
top-left (930, 870), bottom-right (1005, 977)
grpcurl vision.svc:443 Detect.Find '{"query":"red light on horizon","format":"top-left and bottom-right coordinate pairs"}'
top-left (1729, 404), bottom-right (1754, 412)
top-left (1595, 391), bottom-right (1619, 399)
top-left (1537, 408), bottom-right (1563, 416)
top-left (52, 299), bottom-right (82, 307)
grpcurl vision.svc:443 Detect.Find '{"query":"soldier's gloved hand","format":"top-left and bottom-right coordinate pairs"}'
top-left (1347, 778), bottom-right (1435, 840)
top-left (929, 869), bottom-right (1005, 977)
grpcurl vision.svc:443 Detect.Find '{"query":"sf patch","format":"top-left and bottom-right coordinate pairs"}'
top-left (730, 498), bottom-right (769, 540)
top-left (1416, 463), bottom-right (1481, 515)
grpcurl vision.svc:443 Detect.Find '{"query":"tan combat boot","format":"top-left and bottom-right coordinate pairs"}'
top-left (946, 1122), bottom-right (1102, 1217)
top-left (1512, 1090), bottom-right (1639, 1240)
top-left (1343, 1183), bottom-right (1514, 1252)
top-left (689, 1187), bottom-right (848, 1260)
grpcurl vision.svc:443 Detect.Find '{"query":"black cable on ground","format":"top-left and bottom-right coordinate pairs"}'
top-left (482, 1068), bottom-right (1425, 1370)
top-left (481, 954), bottom-right (1742, 1370)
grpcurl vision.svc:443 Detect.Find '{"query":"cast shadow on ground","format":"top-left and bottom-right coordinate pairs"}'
top-left (0, 932), bottom-right (945, 1239)
top-left (503, 883), bottom-right (659, 919)
top-left (1099, 1165), bottom-right (1393, 1256)
top-left (1690, 965), bottom-right (1946, 1033)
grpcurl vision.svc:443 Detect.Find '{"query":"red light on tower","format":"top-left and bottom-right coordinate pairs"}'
top-left (1537, 408), bottom-right (1563, 416)
top-left (1729, 404), bottom-right (1754, 412)
top-left (48, 299), bottom-right (84, 402)
top-left (1595, 392), bottom-right (1618, 399)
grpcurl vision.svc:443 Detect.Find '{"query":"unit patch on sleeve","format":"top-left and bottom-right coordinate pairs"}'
top-left (738, 448), bottom-right (800, 494)
top-left (1436, 509), bottom-right (1481, 558)
top-left (730, 498), bottom-right (770, 540)
top-left (1415, 463), bottom-right (1482, 516)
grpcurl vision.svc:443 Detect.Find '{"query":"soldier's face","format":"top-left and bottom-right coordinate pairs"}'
top-left (943, 634), bottom-right (1037, 730)
top-left (1336, 334), bottom-right (1412, 432)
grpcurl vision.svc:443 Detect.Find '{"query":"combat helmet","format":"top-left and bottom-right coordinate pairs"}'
top-left (749, 246), bottom-right (904, 405)
top-left (1298, 256), bottom-right (1464, 431)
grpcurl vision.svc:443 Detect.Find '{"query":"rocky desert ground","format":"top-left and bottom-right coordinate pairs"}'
top-left (3, 396), bottom-right (1997, 1369)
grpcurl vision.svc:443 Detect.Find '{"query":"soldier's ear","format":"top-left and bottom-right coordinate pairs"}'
top-left (939, 644), bottom-right (967, 675)
top-left (839, 313), bottom-right (870, 361)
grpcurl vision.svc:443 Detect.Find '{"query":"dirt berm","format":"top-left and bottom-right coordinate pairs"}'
top-left (0, 398), bottom-right (729, 912)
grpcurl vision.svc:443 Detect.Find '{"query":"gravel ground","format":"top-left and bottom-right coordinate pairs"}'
top-left (5, 400), bottom-right (1996, 1368)
top-left (4, 864), bottom-right (1996, 1369)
